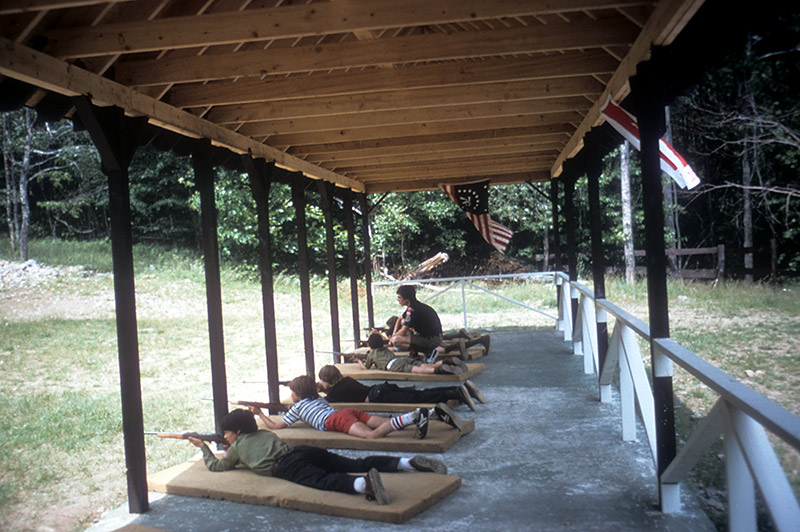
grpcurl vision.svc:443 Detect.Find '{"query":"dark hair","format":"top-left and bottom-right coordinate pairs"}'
top-left (221, 409), bottom-right (258, 434)
top-left (385, 315), bottom-right (399, 330)
top-left (397, 285), bottom-right (416, 301)
top-left (289, 375), bottom-right (319, 400)
top-left (318, 365), bottom-right (342, 385)
top-left (368, 332), bottom-right (385, 349)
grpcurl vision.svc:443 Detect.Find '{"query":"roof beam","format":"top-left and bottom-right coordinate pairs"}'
top-left (0, 0), bottom-right (136, 16)
top-left (207, 79), bottom-right (602, 123)
top-left (45, 0), bottom-right (652, 58)
top-left (0, 37), bottom-right (363, 191)
top-left (170, 50), bottom-right (618, 108)
top-left (333, 152), bottom-right (557, 173)
top-left (356, 158), bottom-right (552, 181)
top-left (115, 16), bottom-right (639, 85)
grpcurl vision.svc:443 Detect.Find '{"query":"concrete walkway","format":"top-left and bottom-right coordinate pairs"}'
top-left (86, 328), bottom-right (716, 531)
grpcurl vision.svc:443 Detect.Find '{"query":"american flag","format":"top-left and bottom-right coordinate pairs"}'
top-left (600, 98), bottom-right (700, 189)
top-left (441, 180), bottom-right (513, 254)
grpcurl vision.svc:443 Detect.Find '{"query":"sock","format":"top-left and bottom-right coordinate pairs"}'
top-left (390, 410), bottom-right (418, 431)
top-left (398, 457), bottom-right (414, 471)
top-left (353, 476), bottom-right (366, 494)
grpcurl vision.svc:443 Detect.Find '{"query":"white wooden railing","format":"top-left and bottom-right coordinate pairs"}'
top-left (555, 271), bottom-right (800, 532)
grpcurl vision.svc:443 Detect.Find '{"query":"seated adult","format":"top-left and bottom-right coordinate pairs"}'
top-left (390, 285), bottom-right (443, 357)
top-left (189, 409), bottom-right (448, 506)
top-left (361, 333), bottom-right (466, 375)
top-left (319, 364), bottom-right (485, 411)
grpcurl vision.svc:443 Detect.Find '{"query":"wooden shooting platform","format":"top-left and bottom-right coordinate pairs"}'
top-left (147, 457), bottom-right (461, 524)
top-left (328, 401), bottom-right (454, 413)
top-left (259, 417), bottom-right (474, 453)
top-left (335, 362), bottom-right (485, 382)
top-left (344, 344), bottom-right (487, 361)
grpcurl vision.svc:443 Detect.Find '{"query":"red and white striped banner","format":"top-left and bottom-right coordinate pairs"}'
top-left (600, 98), bottom-right (700, 189)
top-left (441, 181), bottom-right (513, 254)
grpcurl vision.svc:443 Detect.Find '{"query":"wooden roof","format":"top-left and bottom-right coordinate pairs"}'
top-left (0, 0), bottom-right (705, 193)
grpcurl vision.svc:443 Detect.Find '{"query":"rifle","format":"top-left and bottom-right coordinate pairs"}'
top-left (317, 350), bottom-right (367, 362)
top-left (229, 400), bottom-right (289, 412)
top-left (145, 431), bottom-right (227, 446)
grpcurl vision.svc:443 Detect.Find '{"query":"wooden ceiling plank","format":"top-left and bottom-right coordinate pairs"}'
top-left (333, 153), bottom-right (557, 173)
top-left (0, 36), bottom-right (362, 191)
top-left (207, 78), bottom-right (601, 123)
top-left (226, 95), bottom-right (594, 135)
top-left (356, 159), bottom-right (553, 180)
top-left (115, 16), bottom-right (639, 85)
top-left (287, 125), bottom-right (573, 155)
top-left (261, 111), bottom-right (582, 146)
top-left (0, 0), bottom-right (136, 16)
top-left (45, 0), bottom-right (651, 58)
top-left (365, 170), bottom-right (551, 193)
top-left (329, 147), bottom-right (561, 169)
top-left (174, 50), bottom-right (617, 108)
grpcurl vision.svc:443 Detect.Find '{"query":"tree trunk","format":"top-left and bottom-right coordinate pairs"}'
top-left (742, 137), bottom-right (754, 283)
top-left (19, 109), bottom-right (33, 261)
top-left (620, 141), bottom-right (635, 283)
top-left (542, 223), bottom-right (549, 271)
top-left (2, 113), bottom-right (18, 254)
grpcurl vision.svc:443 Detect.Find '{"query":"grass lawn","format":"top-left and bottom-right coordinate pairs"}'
top-left (1, 239), bottom-right (798, 531)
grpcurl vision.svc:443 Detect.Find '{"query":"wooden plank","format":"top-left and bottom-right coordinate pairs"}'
top-left (335, 153), bottom-right (555, 174)
top-left (263, 112), bottom-right (582, 147)
top-left (0, 37), bottom-right (363, 192)
top-left (45, 0), bottom-right (651, 58)
top-left (366, 171), bottom-right (551, 193)
top-left (322, 144), bottom-right (562, 168)
top-left (0, 0), bottom-right (136, 16)
top-left (171, 50), bottom-right (619, 108)
top-left (208, 81), bottom-right (600, 124)
top-left (115, 17), bottom-right (639, 85)
top-left (228, 97), bottom-right (593, 136)
top-left (355, 160), bottom-right (553, 182)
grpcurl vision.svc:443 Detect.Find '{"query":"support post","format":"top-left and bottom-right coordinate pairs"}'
top-left (343, 189), bottom-right (360, 348)
top-left (563, 171), bottom-right (579, 327)
top-left (586, 133), bottom-right (609, 393)
top-left (318, 181), bottom-right (341, 356)
top-left (632, 57), bottom-right (676, 510)
top-left (551, 179), bottom-right (562, 324)
top-left (358, 193), bottom-right (375, 329)
top-left (291, 174), bottom-right (315, 377)
top-left (243, 157), bottom-right (280, 406)
top-left (192, 141), bottom-right (228, 435)
top-left (72, 97), bottom-right (148, 514)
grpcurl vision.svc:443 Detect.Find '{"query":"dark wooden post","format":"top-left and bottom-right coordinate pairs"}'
top-left (358, 193), bottom-right (375, 329)
top-left (586, 132), bottom-right (609, 384)
top-left (72, 97), bottom-right (148, 514)
top-left (551, 178), bottom-right (564, 328)
top-left (342, 189), bottom-right (361, 348)
top-left (192, 141), bottom-right (228, 435)
top-left (291, 174), bottom-right (315, 377)
top-left (632, 57), bottom-right (676, 510)
top-left (243, 157), bottom-right (280, 406)
top-left (563, 169), bottom-right (579, 327)
top-left (318, 181), bottom-right (341, 357)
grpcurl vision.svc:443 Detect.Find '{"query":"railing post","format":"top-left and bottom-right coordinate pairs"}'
top-left (725, 407), bottom-right (757, 532)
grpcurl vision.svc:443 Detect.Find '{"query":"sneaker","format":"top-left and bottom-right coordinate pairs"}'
top-left (425, 349), bottom-right (439, 364)
top-left (364, 468), bottom-right (390, 505)
top-left (414, 408), bottom-right (429, 439)
top-left (464, 380), bottom-right (486, 404)
top-left (456, 339), bottom-right (468, 360)
top-left (437, 363), bottom-right (464, 375)
top-left (434, 402), bottom-right (464, 432)
top-left (457, 384), bottom-right (476, 411)
top-left (409, 455), bottom-right (447, 474)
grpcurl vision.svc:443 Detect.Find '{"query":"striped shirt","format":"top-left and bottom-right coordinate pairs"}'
top-left (282, 397), bottom-right (335, 431)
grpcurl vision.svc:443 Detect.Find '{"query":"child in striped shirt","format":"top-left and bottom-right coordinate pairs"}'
top-left (251, 375), bottom-right (428, 439)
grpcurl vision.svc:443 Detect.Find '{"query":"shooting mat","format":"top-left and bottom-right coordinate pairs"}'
top-left (147, 457), bottom-right (460, 524)
top-left (258, 417), bottom-right (474, 453)
top-left (335, 362), bottom-right (484, 382)
top-left (343, 344), bottom-right (486, 360)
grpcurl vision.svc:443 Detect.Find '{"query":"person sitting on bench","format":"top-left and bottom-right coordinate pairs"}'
top-left (319, 364), bottom-right (485, 411)
top-left (189, 409), bottom-right (447, 505)
top-left (390, 284), bottom-right (443, 357)
top-left (250, 375), bottom-right (430, 439)
top-left (360, 333), bottom-right (467, 375)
